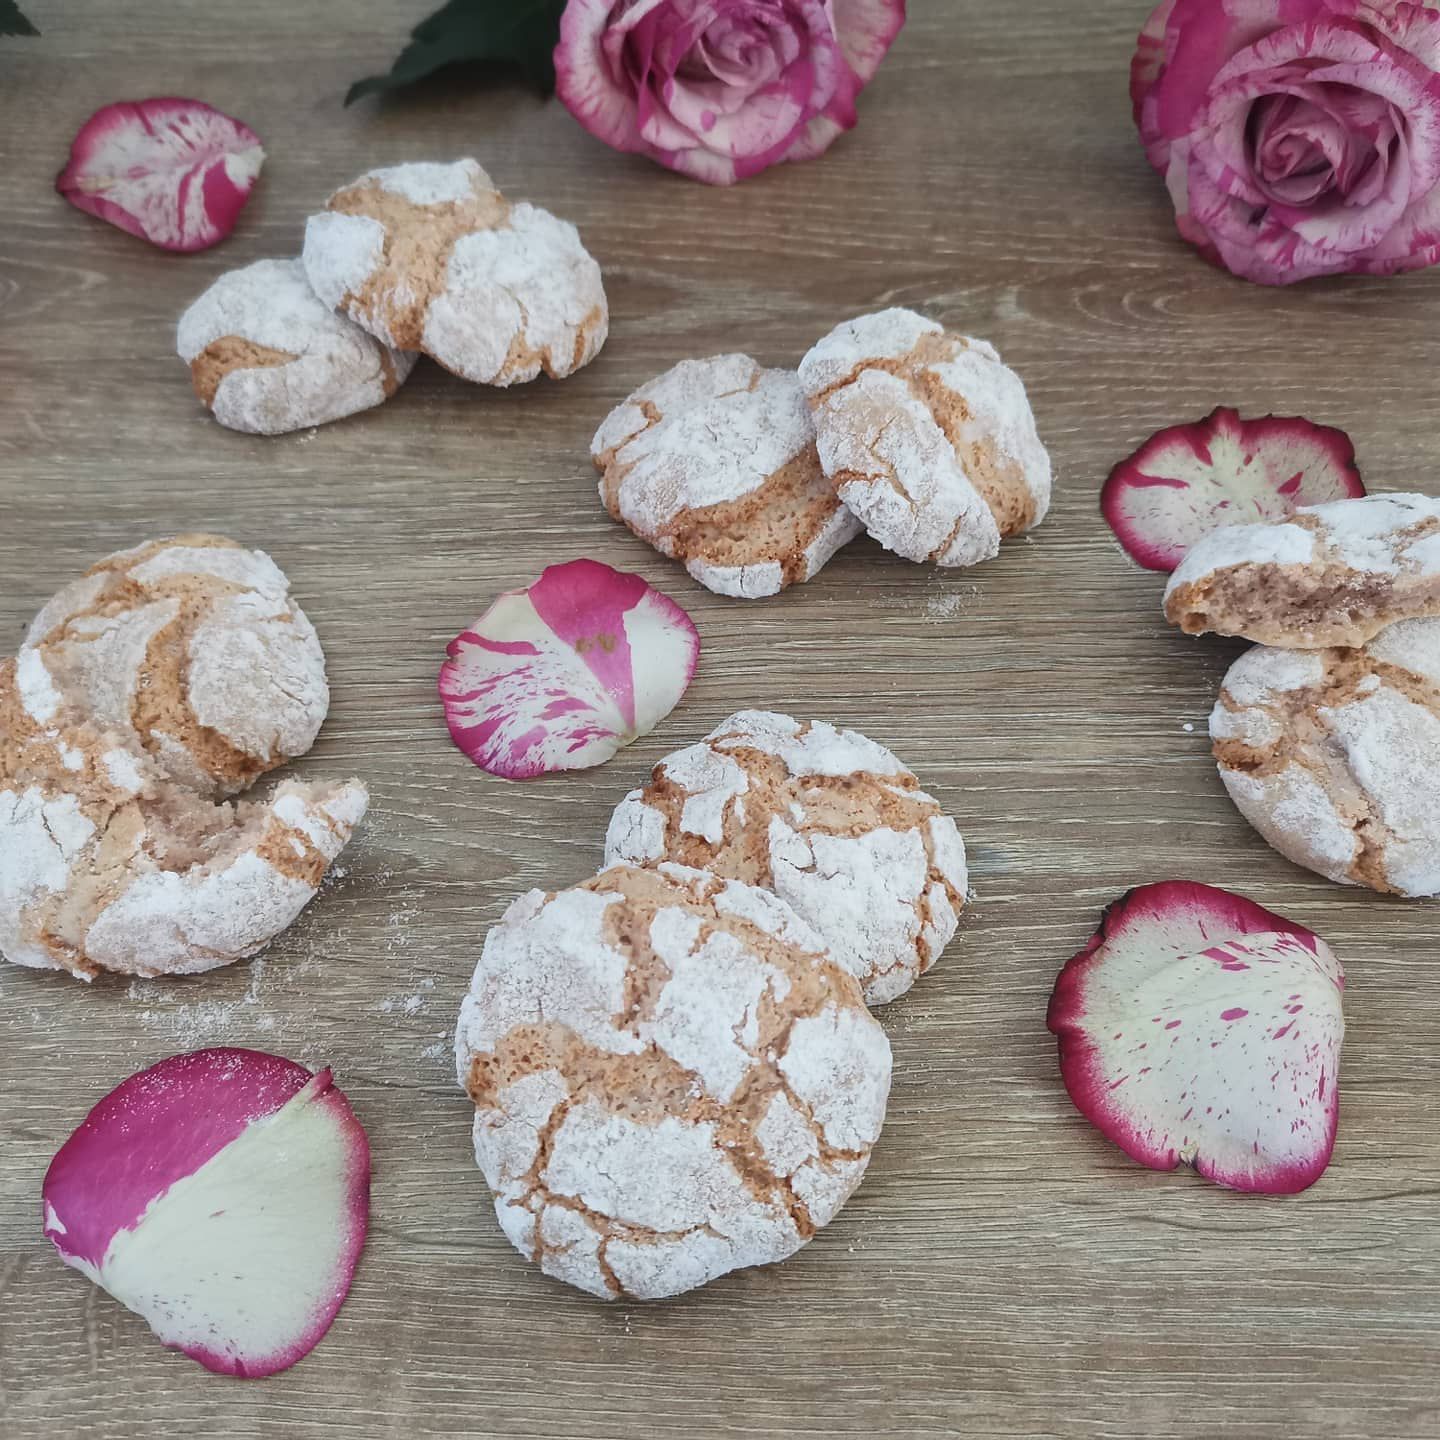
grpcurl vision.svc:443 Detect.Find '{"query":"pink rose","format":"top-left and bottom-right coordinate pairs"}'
top-left (554, 0), bottom-right (906, 185)
top-left (1132, 0), bottom-right (1440, 283)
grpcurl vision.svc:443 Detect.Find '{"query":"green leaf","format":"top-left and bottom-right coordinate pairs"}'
top-left (346, 0), bottom-right (566, 106)
top-left (0, 0), bottom-right (39, 37)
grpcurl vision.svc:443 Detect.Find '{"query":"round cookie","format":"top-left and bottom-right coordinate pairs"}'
top-left (177, 257), bottom-right (417, 436)
top-left (302, 159), bottom-right (607, 386)
top-left (605, 710), bottom-right (969, 1005)
top-left (0, 657), bottom-right (368, 980)
top-left (1166, 493), bottom-right (1440, 649)
top-left (454, 862), bottom-right (892, 1301)
top-left (798, 308), bottom-right (1052, 567)
top-left (1211, 617), bottom-right (1440, 896)
top-left (20, 535), bottom-right (329, 796)
top-left (591, 355), bottom-right (863, 599)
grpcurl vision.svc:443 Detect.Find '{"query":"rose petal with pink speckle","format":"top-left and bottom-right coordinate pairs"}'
top-left (1047, 881), bottom-right (1345, 1195)
top-left (1102, 408), bottom-right (1364, 573)
top-left (57, 97), bottom-right (265, 252)
top-left (439, 559), bottom-right (700, 780)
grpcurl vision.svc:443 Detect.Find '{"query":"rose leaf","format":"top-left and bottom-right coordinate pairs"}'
top-left (1, 1), bottom-right (39, 37)
top-left (345, 0), bottom-right (567, 106)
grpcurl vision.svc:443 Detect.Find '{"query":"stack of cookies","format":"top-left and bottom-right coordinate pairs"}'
top-left (454, 709), bottom-right (969, 1301)
top-left (591, 307), bottom-right (1053, 599)
top-left (178, 159), bottom-right (608, 436)
top-left (1166, 494), bottom-right (1440, 897)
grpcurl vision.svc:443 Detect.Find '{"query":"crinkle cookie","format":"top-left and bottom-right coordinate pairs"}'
top-left (177, 257), bottom-right (417, 436)
top-left (591, 355), bottom-right (863, 599)
top-left (302, 158), bottom-right (607, 386)
top-left (454, 862), bottom-right (892, 1301)
top-left (1211, 618), bottom-right (1440, 897)
top-left (605, 711), bottom-right (969, 1006)
top-left (798, 308), bottom-right (1052, 568)
top-left (1166, 493), bottom-right (1440, 649)
top-left (21, 535), bottom-right (328, 796)
top-left (0, 658), bottom-right (367, 980)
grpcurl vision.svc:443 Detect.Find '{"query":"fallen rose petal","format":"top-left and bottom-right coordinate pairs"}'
top-left (1102, 408), bottom-right (1365, 572)
top-left (439, 559), bottom-right (700, 780)
top-left (57, 97), bottom-right (264, 252)
top-left (43, 1048), bottom-right (370, 1377)
top-left (1048, 881), bottom-right (1345, 1195)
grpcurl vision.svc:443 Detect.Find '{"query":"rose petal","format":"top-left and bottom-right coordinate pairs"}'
top-left (56, 97), bottom-right (264, 252)
top-left (1047, 881), bottom-right (1345, 1196)
top-left (1102, 407), bottom-right (1365, 572)
top-left (439, 559), bottom-right (700, 781)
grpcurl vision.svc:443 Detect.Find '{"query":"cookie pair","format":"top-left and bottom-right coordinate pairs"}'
top-left (1167, 494), bottom-right (1440, 897)
top-left (179, 159), bottom-right (608, 436)
top-left (1, 536), bottom-right (366, 980)
top-left (453, 710), bottom-right (967, 1301)
top-left (591, 308), bottom-right (1052, 599)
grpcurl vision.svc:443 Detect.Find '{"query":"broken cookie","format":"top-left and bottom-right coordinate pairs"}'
top-left (1166, 493), bottom-right (1440, 648)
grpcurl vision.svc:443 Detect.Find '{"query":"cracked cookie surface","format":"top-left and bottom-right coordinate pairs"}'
top-left (592, 354), bottom-right (863, 599)
top-left (1166, 493), bottom-right (1440, 648)
top-left (178, 257), bottom-right (417, 435)
top-left (605, 710), bottom-right (969, 1005)
top-left (1211, 617), bottom-right (1440, 896)
top-left (798, 308), bottom-right (1052, 568)
top-left (21, 534), bottom-right (329, 796)
top-left (302, 159), bottom-right (607, 387)
top-left (454, 862), bottom-right (892, 1300)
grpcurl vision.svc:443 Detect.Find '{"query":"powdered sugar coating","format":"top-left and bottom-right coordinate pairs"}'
top-left (1167, 494), bottom-right (1440, 648)
top-left (454, 862), bottom-right (891, 1300)
top-left (302, 158), bottom-right (607, 387)
top-left (177, 258), bottom-right (416, 436)
top-left (605, 711), bottom-right (968, 1005)
top-left (1212, 618), bottom-right (1440, 896)
top-left (799, 309), bottom-right (1053, 568)
top-left (593, 355), bottom-right (862, 599)
top-left (23, 535), bottom-right (328, 796)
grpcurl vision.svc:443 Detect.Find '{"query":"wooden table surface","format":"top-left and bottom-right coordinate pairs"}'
top-left (4, 2), bottom-right (1440, 1436)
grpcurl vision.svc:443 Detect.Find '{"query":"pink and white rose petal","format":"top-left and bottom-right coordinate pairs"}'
top-left (1048, 881), bottom-right (1345, 1196)
top-left (56, 97), bottom-right (265, 252)
top-left (1102, 407), bottom-right (1365, 572)
top-left (439, 559), bottom-right (701, 780)
top-left (42, 1049), bottom-right (370, 1378)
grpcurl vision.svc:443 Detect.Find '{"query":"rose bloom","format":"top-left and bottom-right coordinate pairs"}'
top-left (1132, 0), bottom-right (1440, 284)
top-left (555, 0), bottom-right (907, 185)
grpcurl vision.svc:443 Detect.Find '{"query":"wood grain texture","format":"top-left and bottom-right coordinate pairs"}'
top-left (3, 2), bottom-right (1440, 1436)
